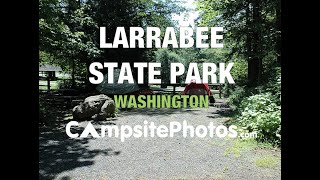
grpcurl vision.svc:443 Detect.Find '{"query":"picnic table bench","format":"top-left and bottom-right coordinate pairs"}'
top-left (208, 83), bottom-right (223, 98)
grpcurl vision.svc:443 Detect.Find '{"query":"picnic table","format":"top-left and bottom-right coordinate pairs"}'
top-left (151, 84), bottom-right (223, 98)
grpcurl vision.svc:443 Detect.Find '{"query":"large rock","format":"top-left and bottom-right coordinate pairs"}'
top-left (72, 94), bottom-right (115, 120)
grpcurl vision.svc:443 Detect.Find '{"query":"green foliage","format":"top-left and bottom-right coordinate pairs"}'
top-left (226, 69), bottom-right (281, 146)
top-left (224, 138), bottom-right (258, 158)
top-left (255, 155), bottom-right (280, 168)
top-left (39, 51), bottom-right (54, 64)
top-left (201, 48), bottom-right (228, 63)
top-left (57, 78), bottom-right (86, 89)
top-left (264, 67), bottom-right (281, 103)
top-left (230, 59), bottom-right (248, 83)
top-left (40, 0), bottom-right (185, 91)
top-left (57, 79), bottom-right (74, 89)
top-left (155, 49), bottom-right (185, 85)
top-left (196, 0), bottom-right (281, 84)
top-left (226, 86), bottom-right (247, 107)
top-left (39, 96), bottom-right (57, 124)
top-left (237, 93), bottom-right (281, 145)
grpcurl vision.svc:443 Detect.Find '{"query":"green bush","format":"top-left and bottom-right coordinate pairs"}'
top-left (57, 78), bottom-right (86, 90)
top-left (39, 96), bottom-right (57, 124)
top-left (237, 93), bottom-right (281, 145)
top-left (226, 86), bottom-right (247, 107)
top-left (57, 79), bottom-right (74, 89)
top-left (265, 68), bottom-right (281, 105)
top-left (230, 59), bottom-right (248, 83)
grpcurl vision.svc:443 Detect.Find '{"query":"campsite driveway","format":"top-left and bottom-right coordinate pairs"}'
top-left (39, 106), bottom-right (281, 180)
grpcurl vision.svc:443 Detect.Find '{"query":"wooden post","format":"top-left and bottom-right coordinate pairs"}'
top-left (218, 84), bottom-right (222, 98)
top-left (47, 72), bottom-right (51, 92)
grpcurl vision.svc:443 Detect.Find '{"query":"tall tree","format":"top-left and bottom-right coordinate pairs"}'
top-left (96, 0), bottom-right (184, 82)
top-left (196, 0), bottom-right (280, 85)
top-left (40, 0), bottom-right (184, 90)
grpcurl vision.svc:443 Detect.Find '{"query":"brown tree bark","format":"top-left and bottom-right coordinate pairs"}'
top-left (276, 0), bottom-right (281, 64)
top-left (248, 0), bottom-right (263, 85)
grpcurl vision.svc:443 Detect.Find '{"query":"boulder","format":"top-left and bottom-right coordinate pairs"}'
top-left (72, 94), bottom-right (115, 120)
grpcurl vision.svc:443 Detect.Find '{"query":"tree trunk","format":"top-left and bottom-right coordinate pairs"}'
top-left (47, 72), bottom-right (51, 92)
top-left (248, 0), bottom-right (262, 85)
top-left (246, 4), bottom-right (252, 83)
top-left (161, 56), bottom-right (169, 88)
top-left (71, 58), bottom-right (76, 89)
top-left (276, 0), bottom-right (281, 64)
top-left (85, 59), bottom-right (94, 92)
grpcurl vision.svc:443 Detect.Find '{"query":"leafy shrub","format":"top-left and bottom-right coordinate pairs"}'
top-left (230, 59), bottom-right (248, 83)
top-left (57, 79), bottom-right (74, 89)
top-left (57, 78), bottom-right (85, 90)
top-left (226, 86), bottom-right (247, 107)
top-left (39, 96), bottom-right (57, 124)
top-left (265, 68), bottom-right (281, 105)
top-left (236, 93), bottom-right (281, 145)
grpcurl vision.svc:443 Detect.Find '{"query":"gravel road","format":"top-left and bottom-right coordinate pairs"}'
top-left (39, 106), bottom-right (281, 180)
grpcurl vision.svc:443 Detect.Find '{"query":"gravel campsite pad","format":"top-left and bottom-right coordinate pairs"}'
top-left (39, 106), bottom-right (281, 180)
